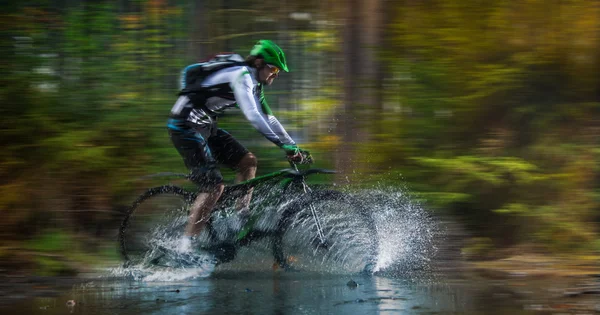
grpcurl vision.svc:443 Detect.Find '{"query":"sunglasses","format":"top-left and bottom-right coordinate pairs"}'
top-left (266, 64), bottom-right (280, 75)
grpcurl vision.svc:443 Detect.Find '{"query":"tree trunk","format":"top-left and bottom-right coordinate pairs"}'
top-left (188, 0), bottom-right (208, 61)
top-left (335, 0), bottom-right (383, 183)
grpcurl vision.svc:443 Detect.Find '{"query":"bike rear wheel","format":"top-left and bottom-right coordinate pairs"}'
top-left (273, 190), bottom-right (378, 274)
top-left (119, 185), bottom-right (195, 264)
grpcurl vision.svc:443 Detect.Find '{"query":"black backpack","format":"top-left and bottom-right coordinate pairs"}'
top-left (179, 53), bottom-right (245, 95)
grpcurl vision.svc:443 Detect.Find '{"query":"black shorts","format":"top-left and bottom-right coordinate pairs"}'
top-left (168, 124), bottom-right (249, 187)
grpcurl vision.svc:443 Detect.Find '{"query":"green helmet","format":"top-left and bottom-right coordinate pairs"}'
top-left (249, 40), bottom-right (289, 72)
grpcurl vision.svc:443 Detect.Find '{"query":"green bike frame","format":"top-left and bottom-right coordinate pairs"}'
top-left (215, 165), bottom-right (335, 242)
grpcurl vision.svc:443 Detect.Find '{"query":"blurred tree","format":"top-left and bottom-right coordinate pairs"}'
top-left (336, 0), bottom-right (385, 182)
top-left (2, 0), bottom-right (599, 273)
top-left (373, 0), bottom-right (600, 250)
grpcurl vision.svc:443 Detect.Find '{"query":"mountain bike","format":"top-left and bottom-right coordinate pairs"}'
top-left (119, 158), bottom-right (379, 274)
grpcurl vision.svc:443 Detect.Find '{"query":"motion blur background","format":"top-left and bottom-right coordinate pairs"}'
top-left (2, 0), bottom-right (599, 275)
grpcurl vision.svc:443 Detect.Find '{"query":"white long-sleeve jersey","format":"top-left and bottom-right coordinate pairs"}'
top-left (169, 65), bottom-right (295, 147)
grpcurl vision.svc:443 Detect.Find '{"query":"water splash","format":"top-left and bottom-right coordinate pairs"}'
top-left (110, 263), bottom-right (214, 281)
top-left (350, 186), bottom-right (438, 275)
top-left (113, 183), bottom-right (438, 280)
top-left (110, 234), bottom-right (217, 281)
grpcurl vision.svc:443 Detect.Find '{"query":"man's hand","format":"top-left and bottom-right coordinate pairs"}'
top-left (281, 144), bottom-right (313, 164)
top-left (296, 149), bottom-right (313, 164)
top-left (280, 144), bottom-right (300, 156)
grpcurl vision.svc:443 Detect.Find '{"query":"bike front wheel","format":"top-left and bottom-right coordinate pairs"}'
top-left (273, 190), bottom-right (379, 274)
top-left (119, 185), bottom-right (195, 264)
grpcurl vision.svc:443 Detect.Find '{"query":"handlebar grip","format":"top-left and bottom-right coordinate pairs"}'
top-left (287, 151), bottom-right (313, 165)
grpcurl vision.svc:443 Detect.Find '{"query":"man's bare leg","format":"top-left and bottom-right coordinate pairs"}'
top-left (234, 153), bottom-right (257, 212)
top-left (184, 184), bottom-right (224, 237)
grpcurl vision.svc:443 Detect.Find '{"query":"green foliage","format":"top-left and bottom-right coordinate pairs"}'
top-left (34, 256), bottom-right (73, 276)
top-left (24, 230), bottom-right (70, 252)
top-left (22, 230), bottom-right (118, 275)
top-left (410, 155), bottom-right (543, 208)
top-left (1, 2), bottom-right (189, 251)
top-left (362, 0), bottom-right (600, 250)
top-left (2, 0), bottom-right (599, 272)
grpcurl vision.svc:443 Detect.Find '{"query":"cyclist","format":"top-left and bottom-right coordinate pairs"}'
top-left (167, 40), bottom-right (310, 253)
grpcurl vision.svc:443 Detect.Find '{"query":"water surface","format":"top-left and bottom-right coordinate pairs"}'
top-left (1, 271), bottom-right (535, 314)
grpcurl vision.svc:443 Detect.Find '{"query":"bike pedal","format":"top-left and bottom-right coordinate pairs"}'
top-left (149, 254), bottom-right (166, 265)
top-left (312, 239), bottom-right (329, 250)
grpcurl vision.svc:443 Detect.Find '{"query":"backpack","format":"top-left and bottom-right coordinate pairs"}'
top-left (179, 53), bottom-right (245, 94)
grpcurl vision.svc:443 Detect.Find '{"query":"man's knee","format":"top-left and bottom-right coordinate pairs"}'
top-left (238, 152), bottom-right (257, 170)
top-left (214, 183), bottom-right (225, 194)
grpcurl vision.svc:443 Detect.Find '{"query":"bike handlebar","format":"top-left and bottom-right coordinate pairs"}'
top-left (280, 168), bottom-right (336, 178)
top-left (287, 150), bottom-right (313, 168)
top-left (224, 167), bottom-right (335, 196)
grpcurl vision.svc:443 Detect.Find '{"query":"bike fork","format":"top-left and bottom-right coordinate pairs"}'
top-left (292, 163), bottom-right (328, 248)
top-left (303, 182), bottom-right (328, 248)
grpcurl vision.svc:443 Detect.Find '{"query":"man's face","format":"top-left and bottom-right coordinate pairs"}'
top-left (258, 63), bottom-right (280, 86)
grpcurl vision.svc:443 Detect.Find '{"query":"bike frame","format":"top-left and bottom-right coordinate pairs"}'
top-left (138, 164), bottom-right (335, 245)
top-left (215, 163), bottom-right (335, 243)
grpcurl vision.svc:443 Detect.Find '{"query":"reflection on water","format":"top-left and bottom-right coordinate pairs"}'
top-left (0, 186), bottom-right (534, 314)
top-left (1, 272), bottom-right (532, 314)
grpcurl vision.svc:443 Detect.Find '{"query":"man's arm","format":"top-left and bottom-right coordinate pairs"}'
top-left (231, 68), bottom-right (284, 146)
top-left (258, 88), bottom-right (296, 145)
top-left (265, 115), bottom-right (295, 145)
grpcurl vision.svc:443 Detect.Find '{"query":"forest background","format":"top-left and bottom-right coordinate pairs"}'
top-left (2, 0), bottom-right (599, 275)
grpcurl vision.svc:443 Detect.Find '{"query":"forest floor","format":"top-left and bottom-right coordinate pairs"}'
top-left (467, 253), bottom-right (600, 313)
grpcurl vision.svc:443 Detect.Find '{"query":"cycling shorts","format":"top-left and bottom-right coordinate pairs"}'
top-left (168, 119), bottom-right (249, 188)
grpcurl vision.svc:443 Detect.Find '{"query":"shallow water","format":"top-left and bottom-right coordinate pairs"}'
top-left (0, 187), bottom-right (556, 314)
top-left (0, 271), bottom-right (535, 314)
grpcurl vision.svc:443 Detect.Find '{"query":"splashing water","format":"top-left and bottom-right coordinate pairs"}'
top-left (113, 184), bottom-right (437, 281)
top-left (352, 186), bottom-right (438, 275)
top-left (272, 184), bottom-right (438, 275)
top-left (111, 234), bottom-right (217, 281)
top-left (111, 264), bottom-right (215, 282)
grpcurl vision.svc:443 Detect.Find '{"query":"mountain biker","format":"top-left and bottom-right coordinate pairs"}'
top-left (167, 40), bottom-right (310, 253)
